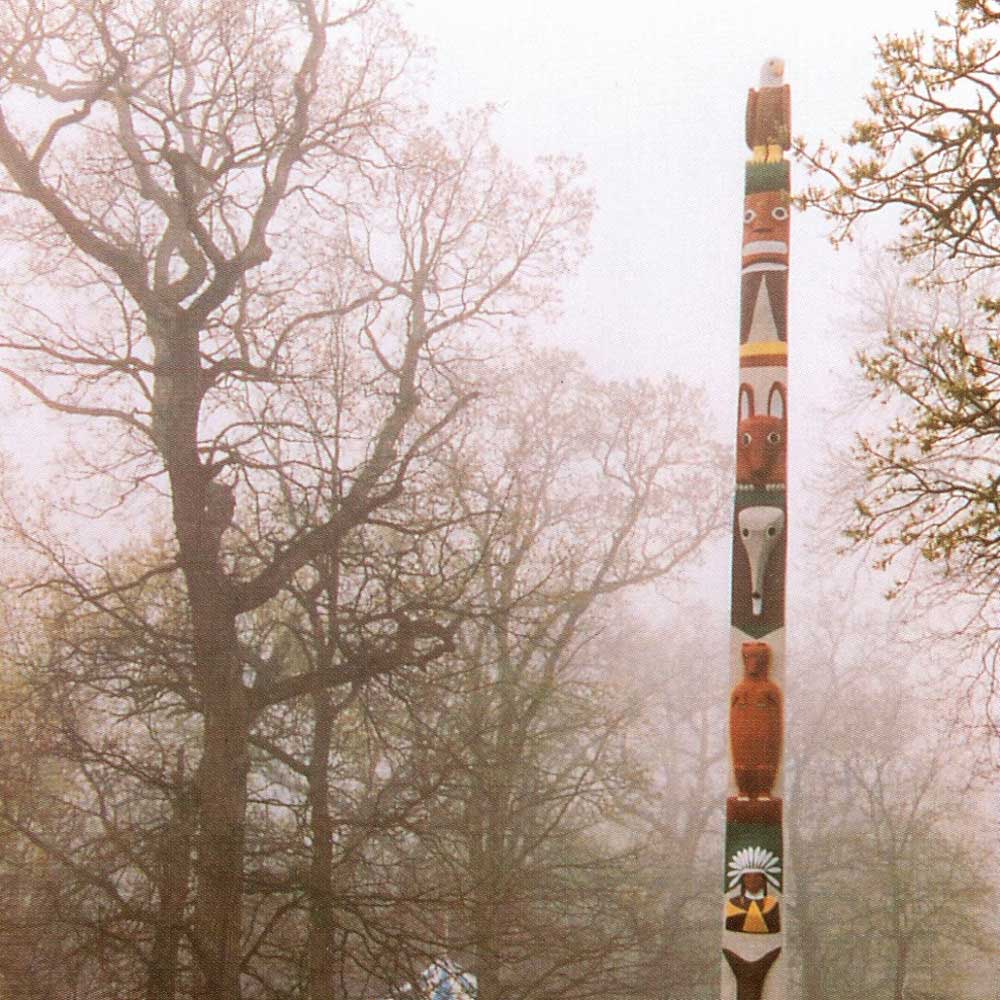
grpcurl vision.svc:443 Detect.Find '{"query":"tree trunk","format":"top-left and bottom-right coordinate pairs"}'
top-left (151, 314), bottom-right (250, 1000)
top-left (191, 661), bottom-right (250, 1000)
top-left (893, 939), bottom-right (908, 1000)
top-left (795, 881), bottom-right (823, 1000)
top-left (308, 689), bottom-right (338, 1000)
top-left (476, 964), bottom-right (501, 1000)
top-left (469, 756), bottom-right (509, 1000)
top-left (147, 753), bottom-right (197, 1000)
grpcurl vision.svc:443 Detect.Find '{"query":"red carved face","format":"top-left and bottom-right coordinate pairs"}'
top-left (737, 415), bottom-right (786, 486)
top-left (743, 190), bottom-right (790, 248)
top-left (741, 641), bottom-right (770, 678)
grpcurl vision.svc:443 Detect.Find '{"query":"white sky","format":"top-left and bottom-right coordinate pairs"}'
top-left (1, 2), bottom-right (948, 603)
top-left (400, 1), bottom-right (947, 595)
top-left (404, 0), bottom-right (941, 384)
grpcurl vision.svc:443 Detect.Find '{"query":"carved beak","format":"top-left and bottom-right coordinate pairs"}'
top-left (738, 507), bottom-right (785, 616)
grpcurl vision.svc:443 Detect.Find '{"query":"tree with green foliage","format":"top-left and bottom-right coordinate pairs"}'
top-left (800, 1), bottom-right (1000, 271)
top-left (798, 2), bottom-right (1000, 723)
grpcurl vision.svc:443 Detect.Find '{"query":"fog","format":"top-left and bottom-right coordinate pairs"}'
top-left (0, 3), bottom-right (995, 999)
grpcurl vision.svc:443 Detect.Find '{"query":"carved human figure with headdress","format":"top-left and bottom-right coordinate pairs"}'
top-left (725, 846), bottom-right (781, 934)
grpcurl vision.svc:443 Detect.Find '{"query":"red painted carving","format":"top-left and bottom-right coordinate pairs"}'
top-left (736, 415), bottom-right (786, 487)
top-left (727, 796), bottom-right (782, 825)
top-left (742, 190), bottom-right (790, 255)
top-left (730, 641), bottom-right (783, 799)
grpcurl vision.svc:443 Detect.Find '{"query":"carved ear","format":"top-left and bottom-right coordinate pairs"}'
top-left (740, 384), bottom-right (755, 420)
top-left (768, 382), bottom-right (785, 419)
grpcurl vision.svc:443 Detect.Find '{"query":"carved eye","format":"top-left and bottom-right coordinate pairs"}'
top-left (742, 528), bottom-right (750, 538)
top-left (766, 431), bottom-right (781, 445)
top-left (767, 526), bottom-right (777, 537)
top-left (744, 209), bottom-right (756, 224)
top-left (771, 205), bottom-right (789, 221)
top-left (741, 432), bottom-right (752, 446)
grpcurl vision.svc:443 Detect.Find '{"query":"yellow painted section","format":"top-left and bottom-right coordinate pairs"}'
top-left (740, 343), bottom-right (788, 359)
top-left (743, 901), bottom-right (770, 933)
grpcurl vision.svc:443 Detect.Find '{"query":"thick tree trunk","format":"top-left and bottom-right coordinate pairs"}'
top-left (151, 314), bottom-right (251, 1000)
top-left (191, 660), bottom-right (250, 1000)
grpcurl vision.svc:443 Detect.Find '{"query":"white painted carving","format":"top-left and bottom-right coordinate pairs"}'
top-left (738, 507), bottom-right (785, 615)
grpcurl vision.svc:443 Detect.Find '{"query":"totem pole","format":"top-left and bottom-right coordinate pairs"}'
top-left (721, 58), bottom-right (790, 1000)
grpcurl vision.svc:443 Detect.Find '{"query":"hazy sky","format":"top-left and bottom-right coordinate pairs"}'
top-left (402, 0), bottom-right (941, 392)
top-left (2, 2), bottom-right (949, 596)
top-left (400, 0), bottom-right (947, 594)
top-left (403, 1), bottom-right (944, 377)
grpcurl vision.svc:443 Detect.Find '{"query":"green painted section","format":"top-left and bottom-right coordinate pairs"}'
top-left (745, 161), bottom-right (790, 194)
top-left (733, 488), bottom-right (786, 511)
top-left (724, 821), bottom-right (784, 892)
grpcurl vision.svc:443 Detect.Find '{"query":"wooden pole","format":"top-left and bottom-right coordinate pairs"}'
top-left (721, 57), bottom-right (791, 1000)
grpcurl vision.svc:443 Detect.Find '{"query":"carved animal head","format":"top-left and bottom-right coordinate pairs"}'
top-left (738, 506), bottom-right (785, 616)
top-left (759, 57), bottom-right (785, 87)
top-left (737, 416), bottom-right (785, 486)
top-left (737, 384), bottom-right (786, 487)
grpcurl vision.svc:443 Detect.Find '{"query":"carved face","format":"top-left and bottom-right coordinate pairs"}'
top-left (743, 190), bottom-right (790, 251)
top-left (738, 507), bottom-right (785, 616)
top-left (741, 641), bottom-right (770, 678)
top-left (737, 416), bottom-right (786, 486)
top-left (741, 871), bottom-right (767, 900)
top-left (737, 383), bottom-right (786, 486)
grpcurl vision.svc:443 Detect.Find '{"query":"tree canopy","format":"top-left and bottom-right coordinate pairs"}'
top-left (799, 2), bottom-right (1000, 724)
top-left (0, 3), bottom-right (732, 999)
top-left (800, 1), bottom-right (1000, 273)
top-left (0, 2), bottom-right (594, 997)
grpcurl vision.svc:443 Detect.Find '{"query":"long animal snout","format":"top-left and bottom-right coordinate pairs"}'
top-left (738, 507), bottom-right (785, 616)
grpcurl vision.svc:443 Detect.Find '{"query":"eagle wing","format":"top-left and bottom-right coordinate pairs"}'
top-left (780, 84), bottom-right (791, 149)
top-left (745, 88), bottom-right (757, 151)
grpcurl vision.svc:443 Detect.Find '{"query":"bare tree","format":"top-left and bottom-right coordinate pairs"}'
top-left (0, 4), bottom-right (591, 997)
top-left (393, 349), bottom-right (727, 1000)
top-left (784, 602), bottom-right (997, 1000)
top-left (608, 615), bottom-right (728, 1000)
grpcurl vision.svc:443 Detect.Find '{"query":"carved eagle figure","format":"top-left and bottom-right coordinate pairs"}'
top-left (745, 57), bottom-right (790, 159)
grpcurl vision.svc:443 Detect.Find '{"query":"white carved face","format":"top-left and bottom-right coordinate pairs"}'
top-left (738, 506), bottom-right (785, 615)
